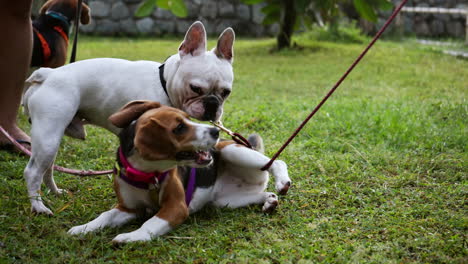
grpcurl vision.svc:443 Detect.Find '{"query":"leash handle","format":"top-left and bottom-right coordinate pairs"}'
top-left (69, 0), bottom-right (83, 63)
top-left (260, 0), bottom-right (409, 171)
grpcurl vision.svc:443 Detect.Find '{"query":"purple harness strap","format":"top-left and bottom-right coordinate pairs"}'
top-left (185, 168), bottom-right (196, 205)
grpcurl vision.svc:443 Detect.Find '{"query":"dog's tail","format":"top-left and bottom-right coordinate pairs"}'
top-left (248, 133), bottom-right (265, 154)
top-left (23, 68), bottom-right (54, 116)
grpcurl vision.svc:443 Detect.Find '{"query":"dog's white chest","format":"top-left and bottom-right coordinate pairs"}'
top-left (116, 176), bottom-right (160, 210)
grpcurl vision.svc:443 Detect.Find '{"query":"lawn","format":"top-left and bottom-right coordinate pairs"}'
top-left (0, 34), bottom-right (466, 263)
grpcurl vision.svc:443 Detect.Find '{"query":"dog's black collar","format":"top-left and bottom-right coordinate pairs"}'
top-left (46, 10), bottom-right (71, 29)
top-left (158, 63), bottom-right (170, 100)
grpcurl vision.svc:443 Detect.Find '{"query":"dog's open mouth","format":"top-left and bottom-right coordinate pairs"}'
top-left (176, 150), bottom-right (212, 165)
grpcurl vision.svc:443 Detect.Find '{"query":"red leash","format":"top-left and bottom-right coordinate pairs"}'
top-left (259, 0), bottom-right (409, 171)
top-left (0, 126), bottom-right (112, 176)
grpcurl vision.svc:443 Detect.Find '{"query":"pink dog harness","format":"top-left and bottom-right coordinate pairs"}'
top-left (117, 147), bottom-right (168, 187)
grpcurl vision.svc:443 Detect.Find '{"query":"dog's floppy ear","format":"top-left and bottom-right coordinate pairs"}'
top-left (214, 28), bottom-right (235, 63)
top-left (179, 21), bottom-right (207, 58)
top-left (80, 3), bottom-right (91, 25)
top-left (40, 0), bottom-right (53, 15)
top-left (109, 100), bottom-right (161, 128)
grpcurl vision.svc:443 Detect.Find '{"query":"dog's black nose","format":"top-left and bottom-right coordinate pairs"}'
top-left (209, 127), bottom-right (220, 139)
top-left (203, 96), bottom-right (220, 121)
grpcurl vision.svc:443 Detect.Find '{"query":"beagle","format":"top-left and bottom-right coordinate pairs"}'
top-left (31, 0), bottom-right (90, 68)
top-left (68, 101), bottom-right (220, 243)
top-left (68, 101), bottom-right (291, 243)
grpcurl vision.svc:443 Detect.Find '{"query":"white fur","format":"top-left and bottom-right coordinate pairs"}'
top-left (68, 208), bottom-right (136, 235)
top-left (188, 187), bottom-right (214, 213)
top-left (22, 21), bottom-right (234, 214)
top-left (68, 176), bottom-right (172, 243)
top-left (68, 177), bottom-right (171, 242)
top-left (189, 144), bottom-right (291, 213)
top-left (112, 217), bottom-right (171, 243)
top-left (188, 120), bottom-right (219, 150)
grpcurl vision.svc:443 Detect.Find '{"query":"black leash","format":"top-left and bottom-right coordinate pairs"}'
top-left (69, 0), bottom-right (83, 63)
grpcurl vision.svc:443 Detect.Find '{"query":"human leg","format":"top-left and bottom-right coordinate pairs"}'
top-left (0, 0), bottom-right (34, 147)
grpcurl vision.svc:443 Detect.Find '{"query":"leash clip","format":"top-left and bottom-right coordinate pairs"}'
top-left (152, 177), bottom-right (160, 190)
top-left (210, 121), bottom-right (252, 149)
top-left (211, 121), bottom-right (234, 136)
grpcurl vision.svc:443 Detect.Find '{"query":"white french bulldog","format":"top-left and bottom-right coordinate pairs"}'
top-left (22, 21), bottom-right (235, 215)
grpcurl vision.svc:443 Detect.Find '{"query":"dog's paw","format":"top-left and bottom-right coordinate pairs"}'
top-left (276, 180), bottom-right (291, 195)
top-left (262, 193), bottom-right (278, 213)
top-left (68, 225), bottom-right (89, 235)
top-left (53, 188), bottom-right (67, 195)
top-left (270, 160), bottom-right (291, 195)
top-left (31, 200), bottom-right (53, 215)
top-left (112, 231), bottom-right (151, 244)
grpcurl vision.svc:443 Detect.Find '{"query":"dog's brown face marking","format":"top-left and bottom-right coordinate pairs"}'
top-left (109, 100), bottom-right (218, 167)
top-left (215, 140), bottom-right (235, 150)
top-left (134, 107), bottom-right (198, 161)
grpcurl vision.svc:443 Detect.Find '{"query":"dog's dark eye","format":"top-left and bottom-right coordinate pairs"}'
top-left (190, 85), bottom-right (202, 95)
top-left (173, 123), bottom-right (187, 135)
top-left (221, 89), bottom-right (231, 98)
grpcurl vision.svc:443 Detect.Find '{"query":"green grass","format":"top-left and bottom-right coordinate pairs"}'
top-left (0, 34), bottom-right (466, 263)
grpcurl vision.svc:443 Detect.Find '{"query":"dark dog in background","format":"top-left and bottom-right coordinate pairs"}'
top-left (31, 0), bottom-right (90, 68)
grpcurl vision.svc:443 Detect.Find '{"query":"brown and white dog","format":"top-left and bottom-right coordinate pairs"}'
top-left (68, 101), bottom-right (291, 243)
top-left (68, 101), bottom-right (219, 243)
top-left (31, 0), bottom-right (90, 68)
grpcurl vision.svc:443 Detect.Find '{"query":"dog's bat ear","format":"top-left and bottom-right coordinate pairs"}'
top-left (214, 28), bottom-right (235, 63)
top-left (109, 100), bottom-right (161, 128)
top-left (179, 21), bottom-right (207, 58)
top-left (80, 3), bottom-right (91, 25)
top-left (39, 0), bottom-right (53, 15)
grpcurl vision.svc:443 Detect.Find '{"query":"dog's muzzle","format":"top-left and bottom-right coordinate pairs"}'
top-left (202, 95), bottom-right (221, 121)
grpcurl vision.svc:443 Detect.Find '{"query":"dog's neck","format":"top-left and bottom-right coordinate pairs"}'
top-left (34, 10), bottom-right (71, 36)
top-left (46, 10), bottom-right (71, 28)
top-left (125, 151), bottom-right (178, 173)
top-left (161, 55), bottom-right (180, 89)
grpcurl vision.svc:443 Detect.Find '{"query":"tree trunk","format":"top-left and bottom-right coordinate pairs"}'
top-left (277, 0), bottom-right (296, 50)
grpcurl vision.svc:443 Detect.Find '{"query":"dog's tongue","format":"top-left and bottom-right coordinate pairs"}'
top-left (196, 150), bottom-right (211, 165)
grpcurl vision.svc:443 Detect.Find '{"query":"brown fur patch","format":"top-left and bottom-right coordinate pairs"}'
top-left (215, 140), bottom-right (235, 150)
top-left (134, 108), bottom-right (197, 161)
top-left (80, 3), bottom-right (90, 24)
top-left (155, 169), bottom-right (188, 227)
top-left (109, 101), bottom-right (161, 128)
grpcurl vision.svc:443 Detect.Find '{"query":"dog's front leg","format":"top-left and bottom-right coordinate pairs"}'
top-left (112, 203), bottom-right (188, 243)
top-left (68, 208), bottom-right (136, 235)
top-left (220, 144), bottom-right (292, 194)
top-left (112, 215), bottom-right (173, 243)
top-left (113, 174), bottom-right (189, 243)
